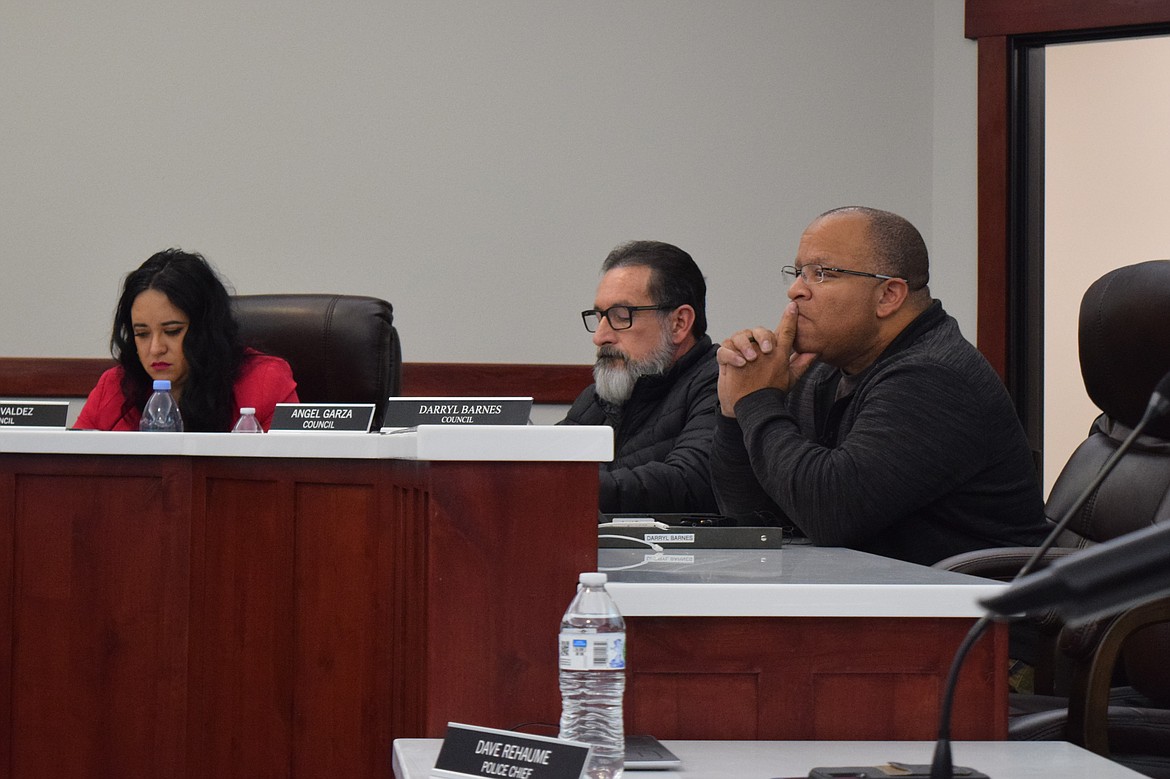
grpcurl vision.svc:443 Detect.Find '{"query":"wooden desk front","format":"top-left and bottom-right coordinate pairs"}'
top-left (0, 429), bottom-right (605, 779)
top-left (0, 429), bottom-right (1007, 779)
top-left (604, 546), bottom-right (1009, 742)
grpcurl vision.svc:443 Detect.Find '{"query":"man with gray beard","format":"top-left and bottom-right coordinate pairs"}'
top-left (560, 241), bottom-right (719, 513)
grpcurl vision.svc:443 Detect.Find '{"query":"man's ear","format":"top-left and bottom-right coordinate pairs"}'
top-left (670, 304), bottom-right (696, 344)
top-left (875, 279), bottom-right (910, 319)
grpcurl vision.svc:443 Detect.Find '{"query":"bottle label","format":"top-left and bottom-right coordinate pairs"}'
top-left (558, 631), bottom-right (625, 671)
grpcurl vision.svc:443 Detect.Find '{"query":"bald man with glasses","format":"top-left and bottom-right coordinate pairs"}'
top-left (560, 240), bottom-right (719, 514)
top-left (712, 207), bottom-right (1048, 565)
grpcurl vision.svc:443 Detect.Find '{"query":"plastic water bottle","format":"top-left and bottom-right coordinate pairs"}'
top-left (559, 571), bottom-right (626, 779)
top-left (232, 407), bottom-right (263, 433)
top-left (139, 379), bottom-right (184, 432)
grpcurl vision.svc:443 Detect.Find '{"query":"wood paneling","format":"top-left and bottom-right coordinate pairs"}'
top-left (402, 363), bottom-right (592, 405)
top-left (966, 0), bottom-right (1170, 39)
top-left (0, 451), bottom-right (599, 779)
top-left (626, 616), bottom-right (1007, 742)
top-left (0, 446), bottom-right (1015, 771)
top-left (0, 358), bottom-right (112, 398)
top-left (0, 469), bottom-right (10, 775)
top-left (975, 35), bottom-right (1012, 378)
top-left (291, 479), bottom-right (389, 777)
top-left (421, 460), bottom-right (601, 734)
top-left (0, 358), bottom-right (592, 406)
top-left (0, 449), bottom-right (1009, 778)
top-left (187, 469), bottom-right (295, 777)
top-left (7, 458), bottom-right (192, 777)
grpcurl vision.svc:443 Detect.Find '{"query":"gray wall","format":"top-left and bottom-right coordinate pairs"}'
top-left (1, 1), bottom-right (975, 365)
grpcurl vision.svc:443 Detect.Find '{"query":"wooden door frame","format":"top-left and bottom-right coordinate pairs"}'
top-left (967, 1), bottom-right (1170, 377)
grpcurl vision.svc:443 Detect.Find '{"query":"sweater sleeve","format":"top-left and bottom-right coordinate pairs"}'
top-left (714, 361), bottom-right (992, 546)
top-left (710, 398), bottom-right (790, 523)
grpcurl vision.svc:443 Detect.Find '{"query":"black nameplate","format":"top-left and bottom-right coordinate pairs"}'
top-left (0, 400), bottom-right (69, 429)
top-left (432, 723), bottom-right (589, 779)
top-left (269, 403), bottom-right (374, 433)
top-left (598, 525), bottom-right (786, 550)
top-left (380, 397), bottom-right (533, 430)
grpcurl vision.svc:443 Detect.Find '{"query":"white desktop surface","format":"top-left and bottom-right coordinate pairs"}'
top-left (600, 546), bottom-right (1006, 618)
top-left (0, 424), bottom-right (613, 461)
top-left (392, 738), bottom-right (1147, 779)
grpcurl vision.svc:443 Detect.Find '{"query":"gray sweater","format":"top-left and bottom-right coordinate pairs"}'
top-left (711, 302), bottom-right (1048, 565)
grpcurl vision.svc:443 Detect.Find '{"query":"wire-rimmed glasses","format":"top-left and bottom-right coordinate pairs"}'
top-left (781, 264), bottom-right (904, 284)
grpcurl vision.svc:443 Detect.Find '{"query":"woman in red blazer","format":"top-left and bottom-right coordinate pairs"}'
top-left (75, 249), bottom-right (298, 431)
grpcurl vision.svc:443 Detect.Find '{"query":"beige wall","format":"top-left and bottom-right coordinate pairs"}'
top-left (1044, 35), bottom-right (1170, 494)
top-left (0, 1), bottom-right (977, 365)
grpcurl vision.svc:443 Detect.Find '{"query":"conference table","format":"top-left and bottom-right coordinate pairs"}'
top-left (1, 426), bottom-right (1008, 779)
top-left (393, 738), bottom-right (1149, 778)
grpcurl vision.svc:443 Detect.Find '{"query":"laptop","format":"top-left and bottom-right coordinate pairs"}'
top-left (598, 514), bottom-right (787, 550)
top-left (624, 735), bottom-right (682, 770)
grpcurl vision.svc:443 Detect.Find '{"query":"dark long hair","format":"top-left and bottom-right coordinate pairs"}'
top-left (111, 249), bottom-right (244, 431)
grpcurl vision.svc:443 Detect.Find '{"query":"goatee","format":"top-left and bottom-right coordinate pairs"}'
top-left (593, 326), bottom-right (675, 405)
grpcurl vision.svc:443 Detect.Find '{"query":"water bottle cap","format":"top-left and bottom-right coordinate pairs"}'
top-left (240, 407), bottom-right (256, 414)
top-left (153, 380), bottom-right (171, 390)
top-left (579, 572), bottom-right (607, 586)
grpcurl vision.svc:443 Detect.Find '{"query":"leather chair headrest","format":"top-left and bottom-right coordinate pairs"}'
top-left (1079, 260), bottom-right (1170, 439)
top-left (231, 294), bottom-right (400, 428)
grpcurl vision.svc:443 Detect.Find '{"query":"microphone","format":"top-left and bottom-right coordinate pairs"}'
top-left (918, 367), bottom-right (1170, 779)
top-left (981, 521), bottom-right (1170, 623)
top-left (1149, 369), bottom-right (1170, 420)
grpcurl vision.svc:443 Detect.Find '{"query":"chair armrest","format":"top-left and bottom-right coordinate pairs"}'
top-left (1066, 595), bottom-right (1170, 755)
top-left (933, 546), bottom-right (1080, 581)
top-left (936, 547), bottom-right (1085, 653)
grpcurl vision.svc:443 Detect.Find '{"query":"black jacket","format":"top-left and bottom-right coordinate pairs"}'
top-left (711, 302), bottom-right (1048, 565)
top-left (561, 336), bottom-right (719, 513)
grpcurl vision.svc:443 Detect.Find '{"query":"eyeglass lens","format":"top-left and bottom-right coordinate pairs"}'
top-left (583, 306), bottom-right (635, 332)
top-left (782, 265), bottom-right (820, 283)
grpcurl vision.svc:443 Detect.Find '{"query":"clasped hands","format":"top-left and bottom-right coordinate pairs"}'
top-left (717, 301), bottom-right (817, 417)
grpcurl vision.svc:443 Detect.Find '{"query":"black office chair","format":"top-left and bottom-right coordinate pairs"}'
top-left (231, 294), bottom-right (401, 429)
top-left (936, 260), bottom-right (1170, 778)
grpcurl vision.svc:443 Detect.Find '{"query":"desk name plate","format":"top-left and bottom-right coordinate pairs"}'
top-left (0, 400), bottom-right (69, 428)
top-left (269, 403), bottom-right (375, 433)
top-left (380, 396), bottom-right (532, 430)
top-left (432, 723), bottom-right (590, 779)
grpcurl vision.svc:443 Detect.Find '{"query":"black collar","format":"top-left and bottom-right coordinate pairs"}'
top-left (812, 301), bottom-right (945, 445)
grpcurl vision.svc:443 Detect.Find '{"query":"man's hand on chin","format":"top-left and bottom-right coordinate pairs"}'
top-left (717, 302), bottom-right (816, 417)
top-left (776, 301), bottom-right (818, 385)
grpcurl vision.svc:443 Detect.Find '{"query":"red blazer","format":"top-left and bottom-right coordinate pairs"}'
top-left (74, 349), bottom-right (299, 431)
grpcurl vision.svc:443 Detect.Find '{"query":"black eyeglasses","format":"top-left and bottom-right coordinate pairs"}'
top-left (581, 304), bottom-right (677, 333)
top-left (781, 264), bottom-right (904, 284)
